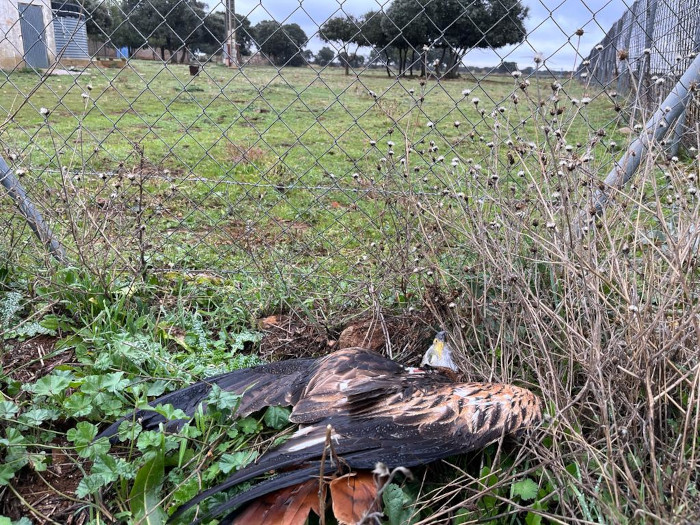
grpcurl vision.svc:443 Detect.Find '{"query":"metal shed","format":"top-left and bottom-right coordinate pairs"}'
top-left (51, 1), bottom-right (88, 59)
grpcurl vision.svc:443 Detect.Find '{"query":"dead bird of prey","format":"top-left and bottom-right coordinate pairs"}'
top-left (99, 332), bottom-right (541, 523)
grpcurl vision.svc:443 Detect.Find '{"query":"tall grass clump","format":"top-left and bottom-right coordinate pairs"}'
top-left (374, 67), bottom-right (700, 522)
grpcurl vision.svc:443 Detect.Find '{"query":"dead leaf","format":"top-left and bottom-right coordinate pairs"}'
top-left (330, 472), bottom-right (381, 525)
top-left (258, 315), bottom-right (281, 330)
top-left (338, 320), bottom-right (385, 351)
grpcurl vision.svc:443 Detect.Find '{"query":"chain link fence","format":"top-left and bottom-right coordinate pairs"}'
top-left (5, 2), bottom-right (700, 522)
top-left (0, 0), bottom-right (695, 312)
top-left (581, 0), bottom-right (700, 146)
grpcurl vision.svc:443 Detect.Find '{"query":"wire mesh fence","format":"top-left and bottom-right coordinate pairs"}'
top-left (4, 1), bottom-right (700, 522)
top-left (2, 0), bottom-right (654, 310)
top-left (1, 0), bottom-right (699, 339)
top-left (581, 0), bottom-right (700, 144)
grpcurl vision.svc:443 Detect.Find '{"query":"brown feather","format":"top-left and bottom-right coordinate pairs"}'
top-left (230, 479), bottom-right (320, 525)
top-left (330, 472), bottom-right (381, 525)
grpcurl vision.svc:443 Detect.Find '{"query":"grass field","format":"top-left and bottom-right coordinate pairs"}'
top-left (1, 61), bottom-right (624, 306)
top-left (3, 61), bottom-right (699, 524)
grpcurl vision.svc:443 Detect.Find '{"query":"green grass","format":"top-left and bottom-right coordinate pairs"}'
top-left (0, 61), bottom-right (625, 313)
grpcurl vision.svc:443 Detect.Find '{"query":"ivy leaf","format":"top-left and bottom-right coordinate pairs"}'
top-left (511, 478), bottom-right (539, 501)
top-left (263, 406), bottom-right (290, 430)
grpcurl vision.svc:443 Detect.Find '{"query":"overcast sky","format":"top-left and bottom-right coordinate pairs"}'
top-left (206, 0), bottom-right (632, 70)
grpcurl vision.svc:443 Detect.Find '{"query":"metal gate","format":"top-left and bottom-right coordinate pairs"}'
top-left (18, 3), bottom-right (49, 69)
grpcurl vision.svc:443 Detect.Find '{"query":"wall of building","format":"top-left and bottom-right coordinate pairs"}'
top-left (0, 0), bottom-right (56, 69)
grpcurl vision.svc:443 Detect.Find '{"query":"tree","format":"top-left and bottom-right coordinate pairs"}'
top-left (377, 0), bottom-right (528, 79)
top-left (316, 46), bottom-right (335, 66)
top-left (198, 11), bottom-right (253, 56)
top-left (338, 51), bottom-right (364, 68)
top-left (382, 0), bottom-right (429, 76)
top-left (114, 0), bottom-right (205, 61)
top-left (253, 21), bottom-right (308, 67)
top-left (430, 0), bottom-right (528, 78)
top-left (76, 0), bottom-right (114, 38)
top-left (358, 11), bottom-right (395, 76)
top-left (496, 61), bottom-right (518, 74)
top-left (319, 16), bottom-right (360, 75)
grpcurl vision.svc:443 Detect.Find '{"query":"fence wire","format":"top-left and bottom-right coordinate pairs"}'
top-left (0, 0), bottom-right (696, 310)
top-left (581, 0), bottom-right (700, 141)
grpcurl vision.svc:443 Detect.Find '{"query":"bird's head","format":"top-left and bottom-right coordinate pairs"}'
top-left (421, 331), bottom-right (458, 372)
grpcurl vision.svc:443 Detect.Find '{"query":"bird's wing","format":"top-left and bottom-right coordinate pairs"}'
top-left (290, 348), bottom-right (450, 424)
top-left (170, 383), bottom-right (541, 523)
top-left (97, 358), bottom-right (316, 440)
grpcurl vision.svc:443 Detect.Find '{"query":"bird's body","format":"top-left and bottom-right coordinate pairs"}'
top-left (100, 346), bottom-right (541, 523)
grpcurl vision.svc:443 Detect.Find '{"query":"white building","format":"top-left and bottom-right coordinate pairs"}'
top-left (1, 0), bottom-right (90, 70)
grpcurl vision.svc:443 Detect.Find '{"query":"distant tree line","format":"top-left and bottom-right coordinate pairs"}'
top-left (319, 0), bottom-right (527, 78)
top-left (78, 0), bottom-right (527, 77)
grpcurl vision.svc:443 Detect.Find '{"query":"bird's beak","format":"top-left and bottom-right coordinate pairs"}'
top-left (421, 333), bottom-right (458, 372)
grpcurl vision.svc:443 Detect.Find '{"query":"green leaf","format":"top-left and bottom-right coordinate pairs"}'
top-left (28, 452), bottom-right (48, 472)
top-left (146, 380), bottom-right (168, 397)
top-left (263, 406), bottom-right (290, 429)
top-left (117, 420), bottom-right (143, 443)
top-left (237, 417), bottom-right (260, 435)
top-left (26, 371), bottom-right (73, 397)
top-left (511, 478), bottom-right (539, 501)
top-left (63, 393), bottom-right (94, 417)
top-left (67, 422), bottom-right (109, 459)
top-left (170, 476), bottom-right (199, 505)
top-left (137, 431), bottom-right (164, 452)
top-left (4, 427), bottom-right (27, 446)
top-left (18, 408), bottom-right (60, 426)
top-left (92, 453), bottom-right (136, 483)
top-left (383, 483), bottom-right (415, 525)
top-left (0, 401), bottom-right (19, 419)
top-left (219, 451), bottom-right (258, 474)
top-left (0, 463), bottom-right (18, 485)
top-left (130, 452), bottom-right (167, 525)
top-left (153, 404), bottom-right (188, 422)
top-left (66, 421), bottom-right (98, 449)
top-left (76, 473), bottom-right (111, 498)
top-left (206, 385), bottom-right (241, 411)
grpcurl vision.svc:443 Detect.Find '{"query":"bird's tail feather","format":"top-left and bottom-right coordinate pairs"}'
top-left (217, 467), bottom-right (328, 525)
top-left (168, 449), bottom-right (325, 522)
